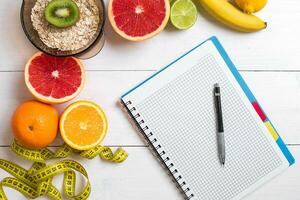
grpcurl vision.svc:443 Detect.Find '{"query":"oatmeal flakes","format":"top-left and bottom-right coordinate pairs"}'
top-left (31, 0), bottom-right (101, 51)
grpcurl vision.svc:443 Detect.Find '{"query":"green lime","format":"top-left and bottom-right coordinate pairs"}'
top-left (170, 0), bottom-right (198, 30)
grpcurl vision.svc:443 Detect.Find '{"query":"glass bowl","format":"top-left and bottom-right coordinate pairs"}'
top-left (20, 0), bottom-right (105, 58)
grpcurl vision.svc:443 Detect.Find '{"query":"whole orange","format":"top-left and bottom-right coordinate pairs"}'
top-left (12, 100), bottom-right (59, 149)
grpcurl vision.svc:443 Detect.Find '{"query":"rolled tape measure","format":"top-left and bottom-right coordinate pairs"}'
top-left (0, 140), bottom-right (128, 200)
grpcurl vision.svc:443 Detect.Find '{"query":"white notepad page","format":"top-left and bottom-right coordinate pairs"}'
top-left (122, 40), bottom-right (289, 200)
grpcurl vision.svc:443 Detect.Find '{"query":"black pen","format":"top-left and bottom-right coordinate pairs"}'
top-left (214, 83), bottom-right (225, 165)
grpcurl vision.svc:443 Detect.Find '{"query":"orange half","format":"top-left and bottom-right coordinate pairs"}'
top-left (59, 101), bottom-right (108, 150)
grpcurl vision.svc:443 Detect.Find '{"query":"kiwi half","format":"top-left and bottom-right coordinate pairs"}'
top-left (45, 0), bottom-right (80, 28)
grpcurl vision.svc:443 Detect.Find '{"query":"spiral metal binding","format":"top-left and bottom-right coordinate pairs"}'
top-left (124, 100), bottom-right (194, 199)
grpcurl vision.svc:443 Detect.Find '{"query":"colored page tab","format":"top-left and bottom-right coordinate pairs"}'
top-left (252, 102), bottom-right (266, 122)
top-left (264, 121), bottom-right (279, 141)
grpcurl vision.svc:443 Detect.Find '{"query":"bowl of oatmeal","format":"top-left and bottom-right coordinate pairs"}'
top-left (21, 0), bottom-right (105, 58)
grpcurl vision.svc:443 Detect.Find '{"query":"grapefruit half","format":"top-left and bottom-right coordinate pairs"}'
top-left (25, 52), bottom-right (85, 104)
top-left (108, 0), bottom-right (170, 41)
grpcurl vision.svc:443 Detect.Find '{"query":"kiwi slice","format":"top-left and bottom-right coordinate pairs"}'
top-left (45, 0), bottom-right (80, 28)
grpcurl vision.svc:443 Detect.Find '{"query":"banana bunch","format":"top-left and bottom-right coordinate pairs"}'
top-left (199, 0), bottom-right (267, 32)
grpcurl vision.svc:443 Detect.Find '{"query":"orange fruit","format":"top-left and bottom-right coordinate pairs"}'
top-left (12, 100), bottom-right (59, 149)
top-left (25, 52), bottom-right (85, 104)
top-left (108, 0), bottom-right (170, 41)
top-left (59, 101), bottom-right (108, 150)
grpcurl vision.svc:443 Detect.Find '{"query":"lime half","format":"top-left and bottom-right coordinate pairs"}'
top-left (170, 0), bottom-right (198, 30)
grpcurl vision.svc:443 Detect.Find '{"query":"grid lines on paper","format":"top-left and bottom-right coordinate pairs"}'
top-left (136, 54), bottom-right (282, 200)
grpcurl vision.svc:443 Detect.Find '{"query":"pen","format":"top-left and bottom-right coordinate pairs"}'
top-left (214, 83), bottom-right (225, 165)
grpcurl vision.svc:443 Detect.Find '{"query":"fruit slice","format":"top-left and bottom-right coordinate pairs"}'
top-left (12, 100), bottom-right (59, 149)
top-left (45, 0), bottom-right (80, 28)
top-left (170, 0), bottom-right (198, 30)
top-left (25, 52), bottom-right (85, 104)
top-left (108, 0), bottom-right (170, 41)
top-left (60, 101), bottom-right (108, 150)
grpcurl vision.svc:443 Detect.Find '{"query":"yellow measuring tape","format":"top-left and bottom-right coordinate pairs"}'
top-left (0, 140), bottom-right (128, 200)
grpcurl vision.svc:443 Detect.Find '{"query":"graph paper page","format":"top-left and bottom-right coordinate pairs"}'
top-left (122, 40), bottom-right (289, 200)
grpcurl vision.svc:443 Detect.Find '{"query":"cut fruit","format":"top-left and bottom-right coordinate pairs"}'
top-left (170, 0), bottom-right (197, 30)
top-left (45, 0), bottom-right (80, 28)
top-left (60, 101), bottom-right (108, 150)
top-left (108, 0), bottom-right (170, 41)
top-left (25, 52), bottom-right (85, 104)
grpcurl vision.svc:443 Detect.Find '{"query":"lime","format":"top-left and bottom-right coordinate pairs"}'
top-left (170, 0), bottom-right (198, 30)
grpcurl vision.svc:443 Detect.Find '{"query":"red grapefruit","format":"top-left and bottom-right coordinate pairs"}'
top-left (25, 52), bottom-right (85, 104)
top-left (108, 0), bottom-right (170, 41)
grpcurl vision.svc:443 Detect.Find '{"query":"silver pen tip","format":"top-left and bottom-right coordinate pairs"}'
top-left (214, 83), bottom-right (219, 88)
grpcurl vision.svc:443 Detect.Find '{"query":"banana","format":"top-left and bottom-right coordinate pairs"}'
top-left (199, 0), bottom-right (267, 32)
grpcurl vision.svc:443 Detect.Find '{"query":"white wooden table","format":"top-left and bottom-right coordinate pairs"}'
top-left (0, 0), bottom-right (299, 199)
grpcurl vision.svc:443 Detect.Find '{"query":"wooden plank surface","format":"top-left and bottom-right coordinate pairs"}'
top-left (0, 71), bottom-right (298, 146)
top-left (1, 0), bottom-right (300, 71)
top-left (0, 0), bottom-right (299, 199)
top-left (0, 146), bottom-right (298, 200)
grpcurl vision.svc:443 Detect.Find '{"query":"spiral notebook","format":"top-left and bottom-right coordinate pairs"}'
top-left (120, 37), bottom-right (295, 200)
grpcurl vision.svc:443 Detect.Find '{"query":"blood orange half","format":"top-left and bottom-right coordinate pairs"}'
top-left (25, 52), bottom-right (85, 104)
top-left (108, 0), bottom-right (170, 41)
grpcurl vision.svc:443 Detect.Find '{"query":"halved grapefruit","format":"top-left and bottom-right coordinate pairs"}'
top-left (108, 0), bottom-right (170, 41)
top-left (25, 52), bottom-right (85, 104)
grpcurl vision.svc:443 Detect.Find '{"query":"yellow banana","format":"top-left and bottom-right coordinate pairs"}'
top-left (199, 0), bottom-right (267, 32)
